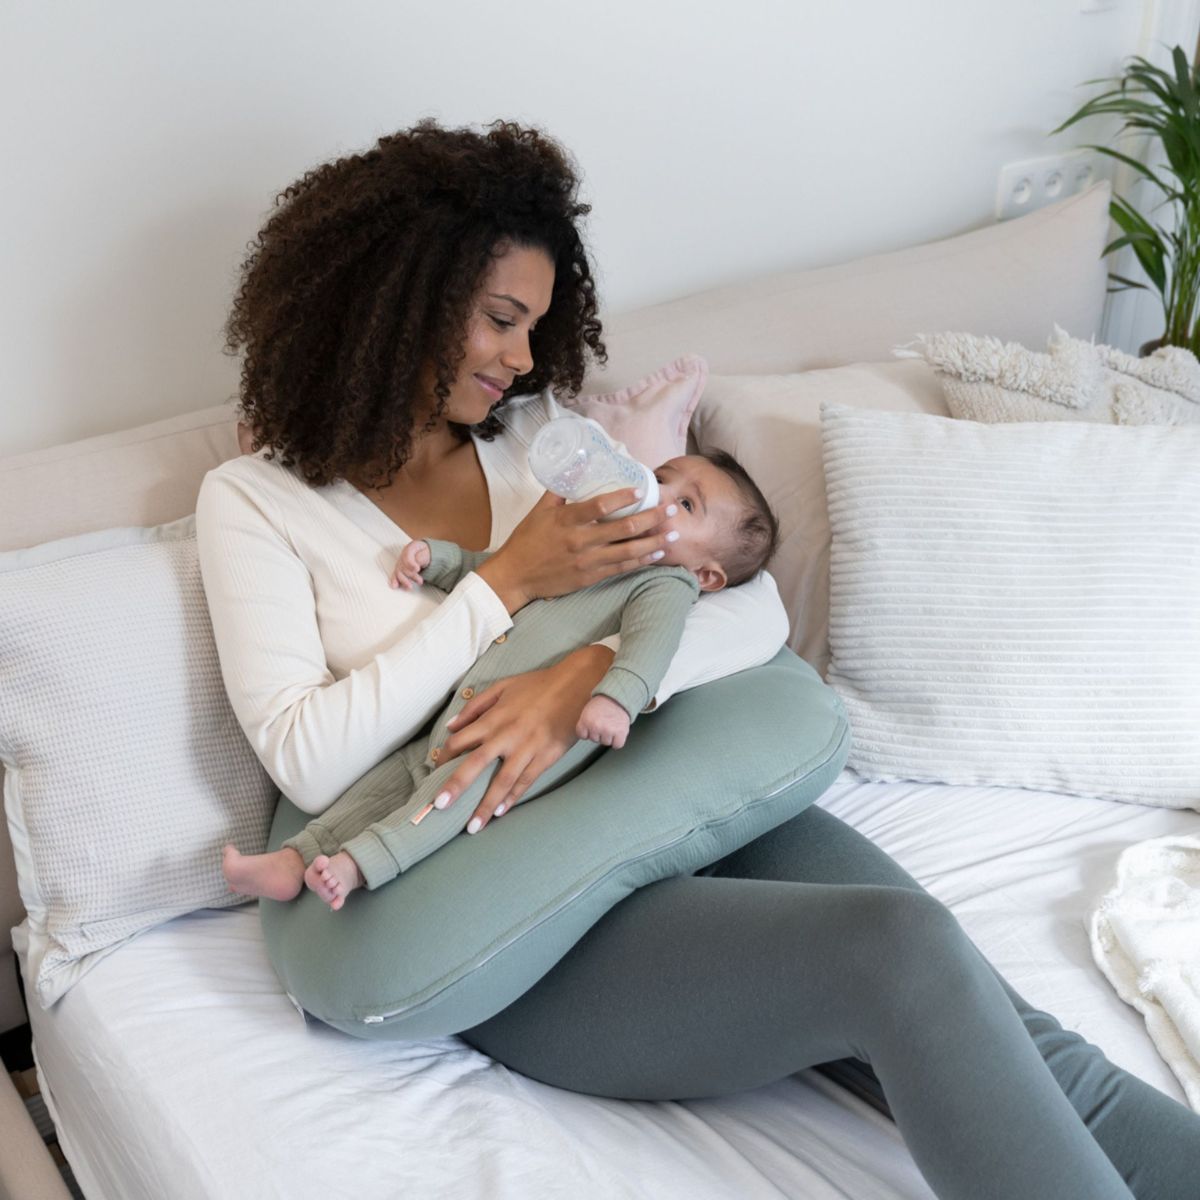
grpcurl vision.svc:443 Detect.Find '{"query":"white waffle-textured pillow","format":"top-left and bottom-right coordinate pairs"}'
top-left (821, 402), bottom-right (1200, 808)
top-left (0, 516), bottom-right (276, 1006)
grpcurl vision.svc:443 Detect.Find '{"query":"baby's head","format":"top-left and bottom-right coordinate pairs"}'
top-left (653, 452), bottom-right (779, 592)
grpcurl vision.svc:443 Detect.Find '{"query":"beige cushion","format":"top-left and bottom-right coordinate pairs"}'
top-left (0, 404), bottom-right (241, 553)
top-left (692, 361), bottom-right (948, 678)
top-left (590, 183), bottom-right (1110, 389)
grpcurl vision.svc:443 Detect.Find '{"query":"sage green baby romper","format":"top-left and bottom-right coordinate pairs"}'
top-left (282, 538), bottom-right (699, 887)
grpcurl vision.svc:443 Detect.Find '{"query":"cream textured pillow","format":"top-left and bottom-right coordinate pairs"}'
top-left (900, 326), bottom-right (1200, 426)
top-left (821, 402), bottom-right (1200, 808)
top-left (0, 516), bottom-right (277, 1006)
top-left (692, 360), bottom-right (948, 676)
top-left (560, 354), bottom-right (706, 466)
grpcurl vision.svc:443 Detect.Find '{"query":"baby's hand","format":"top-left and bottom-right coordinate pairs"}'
top-left (391, 540), bottom-right (431, 590)
top-left (576, 695), bottom-right (631, 749)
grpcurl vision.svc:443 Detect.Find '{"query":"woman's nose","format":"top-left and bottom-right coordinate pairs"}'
top-left (501, 331), bottom-right (534, 377)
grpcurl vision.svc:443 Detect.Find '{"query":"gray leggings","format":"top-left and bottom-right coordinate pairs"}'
top-left (460, 806), bottom-right (1200, 1200)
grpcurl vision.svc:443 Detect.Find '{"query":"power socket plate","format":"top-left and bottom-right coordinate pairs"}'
top-left (995, 151), bottom-right (1098, 221)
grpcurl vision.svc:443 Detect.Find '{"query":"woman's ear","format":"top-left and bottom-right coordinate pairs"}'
top-left (236, 422), bottom-right (255, 455)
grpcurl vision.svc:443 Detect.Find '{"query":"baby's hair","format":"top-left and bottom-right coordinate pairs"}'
top-left (700, 449), bottom-right (780, 587)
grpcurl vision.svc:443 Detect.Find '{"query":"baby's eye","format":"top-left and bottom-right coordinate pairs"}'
top-left (680, 497), bottom-right (694, 513)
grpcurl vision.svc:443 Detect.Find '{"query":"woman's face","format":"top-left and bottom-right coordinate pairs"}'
top-left (435, 244), bottom-right (556, 426)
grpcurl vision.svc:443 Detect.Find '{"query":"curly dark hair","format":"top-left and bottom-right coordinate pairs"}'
top-left (225, 120), bottom-right (606, 487)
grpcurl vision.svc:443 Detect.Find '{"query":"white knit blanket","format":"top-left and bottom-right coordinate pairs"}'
top-left (1089, 835), bottom-right (1200, 1110)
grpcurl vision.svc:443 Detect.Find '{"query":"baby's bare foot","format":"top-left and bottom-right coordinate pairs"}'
top-left (304, 852), bottom-right (364, 911)
top-left (222, 845), bottom-right (304, 901)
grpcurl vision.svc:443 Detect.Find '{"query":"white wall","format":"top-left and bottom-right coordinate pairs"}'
top-left (0, 0), bottom-right (1187, 457)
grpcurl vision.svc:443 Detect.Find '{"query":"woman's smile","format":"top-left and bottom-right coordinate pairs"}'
top-left (474, 373), bottom-right (509, 401)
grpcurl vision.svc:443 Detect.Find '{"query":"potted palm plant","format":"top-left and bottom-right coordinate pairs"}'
top-left (1055, 46), bottom-right (1200, 354)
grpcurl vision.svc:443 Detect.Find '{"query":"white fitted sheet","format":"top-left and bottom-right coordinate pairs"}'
top-left (22, 775), bottom-right (1200, 1200)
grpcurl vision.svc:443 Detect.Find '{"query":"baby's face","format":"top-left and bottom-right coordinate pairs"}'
top-left (652, 456), bottom-right (742, 592)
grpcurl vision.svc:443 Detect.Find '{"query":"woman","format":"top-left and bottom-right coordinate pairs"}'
top-left (197, 120), bottom-right (1199, 1200)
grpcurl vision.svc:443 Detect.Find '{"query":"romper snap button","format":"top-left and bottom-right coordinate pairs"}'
top-left (494, 634), bottom-right (507, 644)
top-left (461, 686), bottom-right (475, 699)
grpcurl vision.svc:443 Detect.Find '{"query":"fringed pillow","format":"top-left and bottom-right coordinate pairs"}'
top-left (897, 326), bottom-right (1200, 427)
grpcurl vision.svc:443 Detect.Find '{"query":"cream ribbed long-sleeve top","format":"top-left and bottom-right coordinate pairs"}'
top-left (196, 392), bottom-right (788, 815)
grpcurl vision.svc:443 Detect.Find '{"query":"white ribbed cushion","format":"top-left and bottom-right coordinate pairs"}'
top-left (0, 517), bottom-right (277, 1006)
top-left (821, 403), bottom-right (1200, 808)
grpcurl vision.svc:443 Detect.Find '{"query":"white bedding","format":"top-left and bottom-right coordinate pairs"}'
top-left (21, 774), bottom-right (1199, 1200)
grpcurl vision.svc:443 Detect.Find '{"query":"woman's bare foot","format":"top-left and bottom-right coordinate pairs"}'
top-left (304, 852), bottom-right (364, 911)
top-left (222, 845), bottom-right (305, 901)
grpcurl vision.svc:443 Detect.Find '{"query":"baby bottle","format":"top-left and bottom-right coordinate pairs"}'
top-left (529, 416), bottom-right (659, 520)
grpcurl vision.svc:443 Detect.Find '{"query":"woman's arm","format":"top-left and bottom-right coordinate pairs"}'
top-left (195, 466), bottom-right (513, 815)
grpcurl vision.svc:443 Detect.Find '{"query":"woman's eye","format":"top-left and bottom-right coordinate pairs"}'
top-left (488, 315), bottom-right (515, 330)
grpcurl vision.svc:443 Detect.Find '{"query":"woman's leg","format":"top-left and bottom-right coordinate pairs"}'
top-left (707, 806), bottom-right (1200, 1200)
top-left (463, 870), bottom-right (1131, 1200)
top-left (460, 808), bottom-right (1197, 1199)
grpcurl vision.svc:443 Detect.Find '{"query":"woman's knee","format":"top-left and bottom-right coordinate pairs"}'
top-left (836, 887), bottom-right (986, 1013)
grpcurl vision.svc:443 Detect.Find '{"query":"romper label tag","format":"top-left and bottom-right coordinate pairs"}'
top-left (410, 802), bottom-right (435, 826)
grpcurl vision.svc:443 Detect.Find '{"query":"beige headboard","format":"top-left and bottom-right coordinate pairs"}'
top-left (0, 181), bottom-right (1111, 1031)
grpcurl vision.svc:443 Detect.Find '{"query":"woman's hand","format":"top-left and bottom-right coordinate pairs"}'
top-left (429, 643), bottom-right (615, 833)
top-left (476, 489), bottom-right (679, 614)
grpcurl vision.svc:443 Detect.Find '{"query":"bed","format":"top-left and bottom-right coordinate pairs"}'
top-left (4, 179), bottom-right (1195, 1199)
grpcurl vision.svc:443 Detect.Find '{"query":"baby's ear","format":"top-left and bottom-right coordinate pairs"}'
top-left (694, 563), bottom-right (727, 593)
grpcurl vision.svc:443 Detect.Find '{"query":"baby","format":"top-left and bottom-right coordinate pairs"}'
top-left (223, 450), bottom-right (778, 911)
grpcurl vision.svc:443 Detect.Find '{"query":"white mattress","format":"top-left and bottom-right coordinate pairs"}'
top-left (22, 775), bottom-right (1200, 1200)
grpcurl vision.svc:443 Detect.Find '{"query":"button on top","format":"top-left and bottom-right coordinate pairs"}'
top-left (461, 686), bottom-right (475, 699)
top-left (429, 747), bottom-right (441, 762)
top-left (494, 633), bottom-right (507, 644)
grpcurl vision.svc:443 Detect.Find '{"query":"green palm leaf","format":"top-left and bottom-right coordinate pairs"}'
top-left (1056, 45), bottom-right (1200, 347)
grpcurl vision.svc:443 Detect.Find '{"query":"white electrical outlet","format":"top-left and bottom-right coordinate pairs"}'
top-left (995, 151), bottom-right (1097, 221)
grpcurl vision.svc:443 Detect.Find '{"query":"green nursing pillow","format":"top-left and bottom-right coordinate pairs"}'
top-left (260, 647), bottom-right (849, 1039)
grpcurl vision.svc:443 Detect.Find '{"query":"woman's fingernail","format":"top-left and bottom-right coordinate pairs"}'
top-left (647, 550), bottom-right (665, 561)
top-left (666, 530), bottom-right (680, 543)
top-left (467, 817), bottom-right (482, 834)
top-left (495, 803), bottom-right (507, 817)
top-left (665, 504), bottom-right (678, 516)
top-left (434, 792), bottom-right (452, 809)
